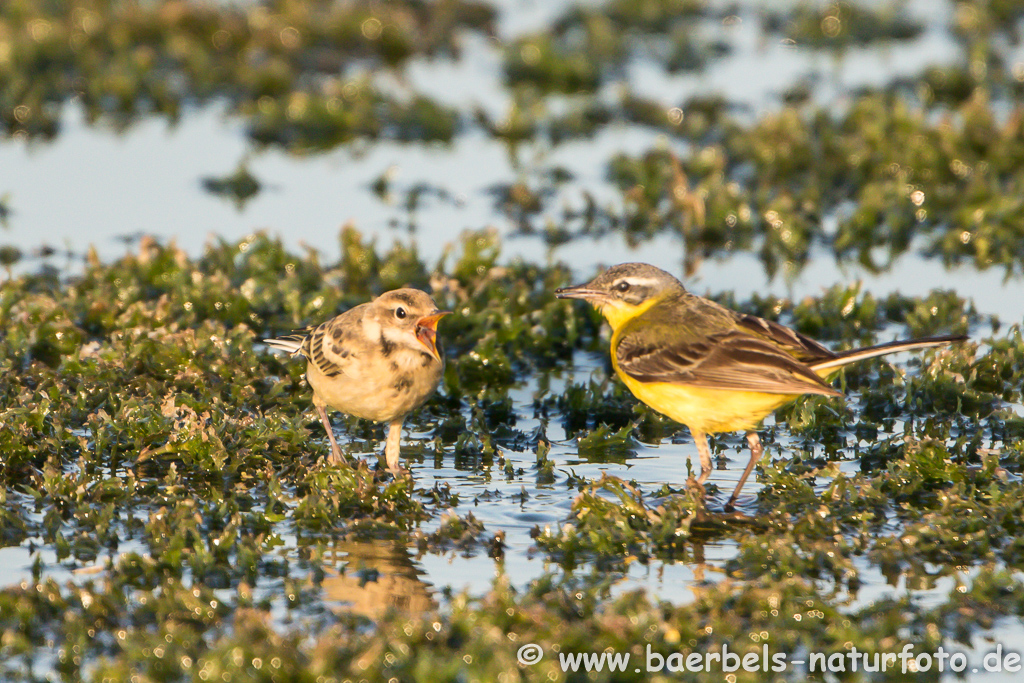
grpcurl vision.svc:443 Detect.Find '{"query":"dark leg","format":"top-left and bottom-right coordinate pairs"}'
top-left (316, 404), bottom-right (345, 465)
top-left (726, 431), bottom-right (763, 510)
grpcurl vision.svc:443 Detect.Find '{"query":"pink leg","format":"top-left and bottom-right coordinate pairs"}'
top-left (316, 404), bottom-right (345, 465)
top-left (384, 419), bottom-right (403, 472)
top-left (693, 430), bottom-right (713, 484)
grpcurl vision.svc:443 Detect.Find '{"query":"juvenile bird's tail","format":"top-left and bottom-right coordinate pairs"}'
top-left (810, 334), bottom-right (968, 373)
top-left (263, 335), bottom-right (307, 356)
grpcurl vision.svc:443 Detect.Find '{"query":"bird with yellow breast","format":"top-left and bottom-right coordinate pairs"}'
top-left (557, 263), bottom-right (967, 509)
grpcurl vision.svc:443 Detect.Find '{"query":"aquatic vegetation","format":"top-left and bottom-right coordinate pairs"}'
top-left (772, 2), bottom-right (923, 49)
top-left (2, 0), bottom-right (1024, 679)
top-left (201, 164), bottom-right (261, 208)
top-left (499, 0), bottom-right (1024, 279)
top-left (5, 548), bottom-right (1023, 682)
top-left (0, 224), bottom-right (1020, 679)
top-left (0, 194), bottom-right (11, 227)
top-left (504, 35), bottom-right (602, 94)
top-left (0, 0), bottom-right (489, 145)
top-left (600, 89), bottom-right (1024, 276)
top-left (504, 0), bottom-right (724, 94)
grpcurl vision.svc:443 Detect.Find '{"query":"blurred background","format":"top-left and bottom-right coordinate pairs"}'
top-left (3, 0), bottom-right (1023, 320)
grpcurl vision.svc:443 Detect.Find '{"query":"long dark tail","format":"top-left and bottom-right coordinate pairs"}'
top-left (810, 334), bottom-right (968, 373)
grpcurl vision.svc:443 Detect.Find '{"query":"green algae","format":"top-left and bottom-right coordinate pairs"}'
top-left (3, 0), bottom-right (1024, 679)
top-left (6, 560), bottom-right (1024, 682)
top-left (0, 226), bottom-right (1022, 682)
top-left (598, 88), bottom-right (1024, 277)
top-left (504, 35), bottom-right (602, 95)
top-left (201, 164), bottom-right (261, 208)
top-left (471, 0), bottom-right (1024, 280)
top-left (774, 2), bottom-right (924, 49)
top-left (503, 0), bottom-right (721, 94)
top-left (0, 194), bottom-right (11, 228)
top-left (0, 0), bottom-right (489, 146)
top-left (6, 0), bottom-right (1024, 279)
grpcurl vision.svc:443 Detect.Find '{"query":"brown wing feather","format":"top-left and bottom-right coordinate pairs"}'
top-left (276, 303), bottom-right (372, 379)
top-left (735, 313), bottom-right (836, 364)
top-left (301, 323), bottom-right (341, 378)
top-left (616, 329), bottom-right (842, 397)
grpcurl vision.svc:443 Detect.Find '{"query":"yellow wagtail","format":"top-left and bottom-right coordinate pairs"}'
top-left (265, 288), bottom-right (450, 470)
top-left (556, 263), bottom-right (967, 509)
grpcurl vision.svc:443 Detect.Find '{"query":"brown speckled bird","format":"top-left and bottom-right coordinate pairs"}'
top-left (265, 289), bottom-right (449, 470)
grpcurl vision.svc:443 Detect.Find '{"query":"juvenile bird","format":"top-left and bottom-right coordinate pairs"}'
top-left (265, 289), bottom-right (449, 471)
top-left (556, 263), bottom-right (967, 509)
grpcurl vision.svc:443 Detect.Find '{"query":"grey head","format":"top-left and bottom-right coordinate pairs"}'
top-left (555, 263), bottom-right (686, 307)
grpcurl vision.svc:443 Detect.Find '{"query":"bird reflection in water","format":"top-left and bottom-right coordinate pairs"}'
top-left (321, 540), bottom-right (436, 618)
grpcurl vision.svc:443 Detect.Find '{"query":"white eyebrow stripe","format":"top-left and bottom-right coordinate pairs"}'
top-left (621, 277), bottom-right (662, 288)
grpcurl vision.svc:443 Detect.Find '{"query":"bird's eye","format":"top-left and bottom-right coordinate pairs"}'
top-left (614, 281), bottom-right (631, 293)
top-left (395, 307), bottom-right (407, 319)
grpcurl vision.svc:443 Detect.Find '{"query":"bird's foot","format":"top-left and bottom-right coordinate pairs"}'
top-left (320, 448), bottom-right (348, 467)
top-left (385, 463), bottom-right (412, 478)
top-left (685, 473), bottom-right (707, 499)
top-left (368, 461), bottom-right (411, 484)
top-left (722, 485), bottom-right (751, 512)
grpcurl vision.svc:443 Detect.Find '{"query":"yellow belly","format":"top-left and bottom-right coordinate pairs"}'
top-left (616, 370), bottom-right (798, 435)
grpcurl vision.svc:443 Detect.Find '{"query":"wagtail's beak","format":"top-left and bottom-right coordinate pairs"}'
top-left (415, 310), bottom-right (450, 361)
top-left (555, 284), bottom-right (606, 303)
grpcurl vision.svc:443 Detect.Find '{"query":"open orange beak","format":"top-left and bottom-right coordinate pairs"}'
top-left (415, 311), bottom-right (450, 362)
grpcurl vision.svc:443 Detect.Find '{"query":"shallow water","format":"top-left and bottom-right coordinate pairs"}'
top-left (2, 0), bottom-right (1024, 677)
